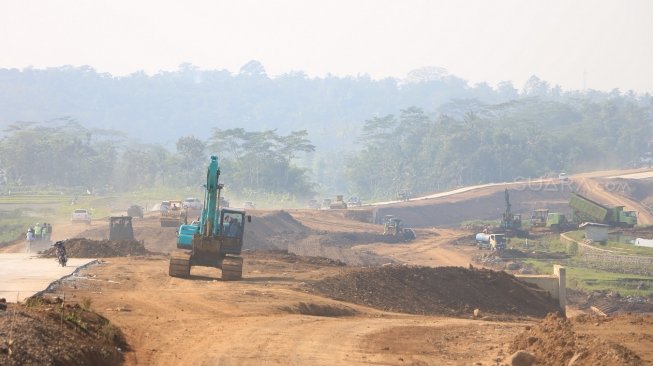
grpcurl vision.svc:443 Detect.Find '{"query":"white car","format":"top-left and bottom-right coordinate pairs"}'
top-left (71, 209), bottom-right (92, 224)
top-left (183, 197), bottom-right (203, 209)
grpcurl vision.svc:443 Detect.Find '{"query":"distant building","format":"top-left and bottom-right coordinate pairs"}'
top-left (579, 222), bottom-right (609, 243)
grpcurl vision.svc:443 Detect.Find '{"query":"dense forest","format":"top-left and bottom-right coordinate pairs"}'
top-left (0, 61), bottom-right (652, 201)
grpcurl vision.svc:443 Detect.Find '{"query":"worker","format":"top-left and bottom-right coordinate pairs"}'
top-left (41, 223), bottom-right (48, 241)
top-left (223, 216), bottom-right (231, 233)
top-left (228, 218), bottom-right (242, 237)
top-left (34, 223), bottom-right (42, 241)
top-left (26, 228), bottom-right (34, 253)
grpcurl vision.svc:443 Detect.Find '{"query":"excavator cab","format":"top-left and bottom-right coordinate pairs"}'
top-left (221, 210), bottom-right (247, 238)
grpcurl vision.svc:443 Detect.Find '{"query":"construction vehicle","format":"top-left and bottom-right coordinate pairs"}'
top-left (347, 196), bottom-right (362, 207)
top-left (546, 212), bottom-right (577, 231)
top-left (329, 195), bottom-right (348, 209)
top-left (71, 209), bottom-right (92, 224)
top-left (531, 209), bottom-right (577, 231)
top-left (127, 205), bottom-right (144, 219)
top-left (500, 189), bottom-right (522, 230)
top-left (569, 193), bottom-right (637, 227)
top-left (475, 233), bottom-right (506, 250)
top-left (383, 215), bottom-right (416, 242)
top-left (397, 189), bottom-right (411, 201)
top-left (307, 199), bottom-right (320, 209)
top-left (109, 216), bottom-right (134, 240)
top-left (160, 200), bottom-right (185, 227)
top-left (530, 209), bottom-right (549, 227)
top-left (169, 155), bottom-right (250, 280)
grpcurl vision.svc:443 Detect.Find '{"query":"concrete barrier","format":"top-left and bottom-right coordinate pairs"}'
top-left (516, 265), bottom-right (566, 315)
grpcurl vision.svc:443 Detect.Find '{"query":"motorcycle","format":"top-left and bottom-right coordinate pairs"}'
top-left (53, 241), bottom-right (67, 267)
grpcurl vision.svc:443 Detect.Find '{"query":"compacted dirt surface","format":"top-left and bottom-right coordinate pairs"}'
top-left (3, 170), bottom-right (653, 365)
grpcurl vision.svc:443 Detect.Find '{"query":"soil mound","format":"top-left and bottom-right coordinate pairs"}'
top-left (41, 238), bottom-right (153, 258)
top-left (0, 297), bottom-right (127, 366)
top-left (509, 313), bottom-right (642, 366)
top-left (244, 210), bottom-right (311, 250)
top-left (307, 265), bottom-right (560, 317)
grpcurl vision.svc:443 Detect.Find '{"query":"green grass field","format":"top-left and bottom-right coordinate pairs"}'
top-left (565, 230), bottom-right (653, 257)
top-left (0, 210), bottom-right (39, 244)
top-left (524, 259), bottom-right (653, 297)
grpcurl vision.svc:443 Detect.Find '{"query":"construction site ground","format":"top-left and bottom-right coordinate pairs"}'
top-left (2, 170), bottom-right (653, 365)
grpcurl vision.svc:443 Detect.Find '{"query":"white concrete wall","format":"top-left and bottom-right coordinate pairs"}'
top-left (585, 226), bottom-right (608, 242)
top-left (516, 265), bottom-right (566, 315)
top-left (635, 238), bottom-right (653, 248)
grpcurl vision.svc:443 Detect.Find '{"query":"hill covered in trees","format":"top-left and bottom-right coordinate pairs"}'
top-left (0, 61), bottom-right (652, 201)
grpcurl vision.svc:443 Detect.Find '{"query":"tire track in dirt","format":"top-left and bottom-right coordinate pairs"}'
top-left (355, 229), bottom-right (474, 267)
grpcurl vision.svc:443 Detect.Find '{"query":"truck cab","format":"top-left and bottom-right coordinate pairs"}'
top-left (618, 209), bottom-right (637, 227)
top-left (475, 233), bottom-right (506, 250)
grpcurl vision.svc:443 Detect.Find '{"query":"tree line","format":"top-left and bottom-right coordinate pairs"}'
top-left (345, 96), bottom-right (653, 200)
top-left (1, 62), bottom-right (652, 201)
top-left (0, 120), bottom-right (316, 200)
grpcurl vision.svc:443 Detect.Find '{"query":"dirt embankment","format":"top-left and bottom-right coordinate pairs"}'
top-left (40, 238), bottom-right (154, 258)
top-left (0, 298), bottom-right (127, 366)
top-left (371, 183), bottom-right (573, 227)
top-left (246, 210), bottom-right (397, 266)
top-left (307, 265), bottom-right (561, 318)
top-left (509, 313), bottom-right (642, 366)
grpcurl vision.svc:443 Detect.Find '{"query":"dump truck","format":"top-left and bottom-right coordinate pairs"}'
top-left (109, 216), bottom-right (134, 240)
top-left (475, 233), bottom-right (506, 250)
top-left (569, 193), bottom-right (637, 227)
top-left (160, 199), bottom-right (185, 227)
top-left (531, 209), bottom-right (577, 231)
top-left (169, 155), bottom-right (250, 280)
top-left (546, 212), bottom-right (577, 231)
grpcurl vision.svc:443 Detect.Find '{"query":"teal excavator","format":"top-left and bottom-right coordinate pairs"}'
top-left (169, 155), bottom-right (250, 280)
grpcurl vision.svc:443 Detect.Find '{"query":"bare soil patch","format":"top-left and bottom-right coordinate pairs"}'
top-left (0, 297), bottom-right (127, 366)
top-left (567, 289), bottom-right (653, 314)
top-left (307, 265), bottom-right (561, 318)
top-left (509, 313), bottom-right (642, 366)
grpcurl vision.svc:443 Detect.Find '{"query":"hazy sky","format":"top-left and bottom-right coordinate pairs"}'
top-left (1, 0), bottom-right (652, 92)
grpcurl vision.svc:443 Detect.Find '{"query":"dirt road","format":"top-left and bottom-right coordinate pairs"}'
top-left (5, 167), bottom-right (653, 365)
top-left (356, 229), bottom-right (473, 267)
top-left (56, 254), bottom-right (524, 366)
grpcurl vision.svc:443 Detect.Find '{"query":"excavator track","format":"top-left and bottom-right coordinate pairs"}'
top-left (221, 256), bottom-right (243, 281)
top-left (169, 251), bottom-right (191, 278)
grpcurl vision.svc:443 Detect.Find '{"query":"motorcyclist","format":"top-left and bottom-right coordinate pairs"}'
top-left (53, 240), bottom-right (67, 266)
